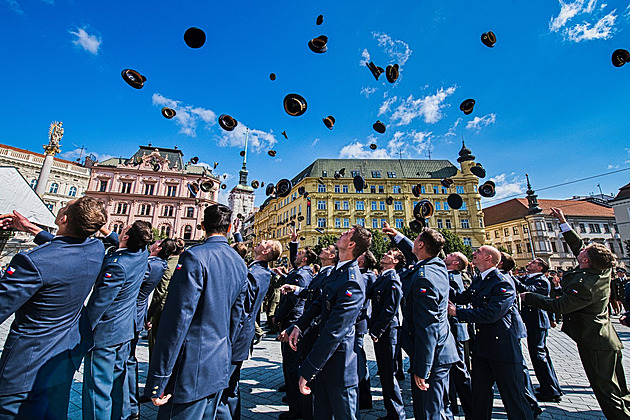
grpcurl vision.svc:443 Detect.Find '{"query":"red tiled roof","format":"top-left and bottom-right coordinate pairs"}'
top-left (483, 198), bottom-right (614, 226)
top-left (0, 143), bottom-right (83, 166)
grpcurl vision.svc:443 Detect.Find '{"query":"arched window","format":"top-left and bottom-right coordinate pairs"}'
top-left (49, 183), bottom-right (59, 194)
top-left (68, 186), bottom-right (77, 197)
top-left (30, 179), bottom-right (38, 189)
top-left (183, 225), bottom-right (192, 240)
top-left (160, 225), bottom-right (171, 237)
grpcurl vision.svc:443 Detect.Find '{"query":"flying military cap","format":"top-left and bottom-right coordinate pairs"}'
top-left (270, 73), bottom-right (277, 81)
top-left (121, 69), bottom-right (146, 89)
top-left (323, 115), bottom-right (335, 129)
top-left (386, 196), bottom-right (394, 205)
top-left (612, 49), bottom-right (630, 67)
top-left (478, 180), bottom-right (496, 197)
top-left (316, 14), bottom-right (324, 25)
top-left (386, 64), bottom-right (399, 83)
top-left (334, 171), bottom-right (341, 180)
top-left (298, 215), bottom-right (305, 221)
top-left (162, 107), bottom-right (176, 119)
top-left (353, 175), bottom-right (366, 191)
top-left (373, 120), bottom-right (386, 134)
top-left (339, 168), bottom-right (346, 176)
top-left (239, 150), bottom-right (245, 157)
top-left (315, 228), bottom-right (325, 234)
top-left (441, 178), bottom-right (453, 188)
top-left (190, 156), bottom-right (199, 164)
top-left (268, 150), bottom-right (277, 157)
top-left (481, 31), bottom-right (496, 48)
top-left (470, 163), bottom-right (486, 178)
top-left (188, 183), bottom-right (200, 196)
top-left (276, 179), bottom-right (293, 197)
top-left (447, 193), bottom-right (463, 210)
top-left (220, 184), bottom-right (227, 190)
top-left (409, 219), bottom-right (425, 232)
top-left (366, 62), bottom-right (384, 80)
top-left (318, 177), bottom-right (325, 185)
top-left (303, 191), bottom-right (309, 198)
top-left (184, 27), bottom-right (206, 48)
top-left (266, 183), bottom-right (275, 196)
top-left (414, 199), bottom-right (434, 220)
top-left (412, 184), bottom-right (421, 198)
top-left (460, 99), bottom-right (475, 115)
top-left (251, 180), bottom-right (260, 189)
top-left (284, 94), bottom-right (308, 116)
top-left (260, 181), bottom-right (265, 187)
top-left (298, 186), bottom-right (306, 195)
top-left (200, 181), bottom-right (213, 192)
top-left (308, 35), bottom-right (328, 53)
top-left (370, 143), bottom-right (377, 150)
top-left (218, 114), bottom-right (238, 131)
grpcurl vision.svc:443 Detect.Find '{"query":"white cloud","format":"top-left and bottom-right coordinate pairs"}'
top-left (549, 1), bottom-right (618, 42)
top-left (411, 130), bottom-right (432, 154)
top-left (153, 93), bottom-right (217, 138)
top-left (3, 0), bottom-right (24, 14)
top-left (372, 32), bottom-right (413, 65)
top-left (60, 148), bottom-right (114, 163)
top-left (390, 85), bottom-right (457, 126)
top-left (360, 86), bottom-right (377, 98)
top-left (565, 11), bottom-right (617, 41)
top-left (608, 164), bottom-right (620, 169)
top-left (466, 113), bottom-right (497, 130)
top-left (311, 138), bottom-right (320, 147)
top-left (360, 48), bottom-right (371, 66)
top-left (339, 141), bottom-right (392, 159)
top-left (444, 118), bottom-right (462, 137)
top-left (339, 130), bottom-right (433, 160)
top-left (378, 96), bottom-right (398, 116)
top-left (216, 124), bottom-right (278, 154)
top-left (69, 27), bottom-right (101, 55)
top-left (483, 173), bottom-right (526, 203)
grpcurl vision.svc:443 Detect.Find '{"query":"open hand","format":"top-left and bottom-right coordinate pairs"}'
top-left (414, 374), bottom-right (429, 391)
top-left (152, 392), bottom-right (172, 406)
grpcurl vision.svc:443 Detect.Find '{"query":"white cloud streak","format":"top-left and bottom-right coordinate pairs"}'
top-left (360, 86), bottom-right (377, 98)
top-left (69, 27), bottom-right (101, 55)
top-left (60, 148), bottom-right (114, 163)
top-left (565, 11), bottom-right (617, 41)
top-left (444, 118), bottom-right (462, 137)
top-left (338, 130), bottom-right (433, 160)
top-left (372, 32), bottom-right (413, 65)
top-left (389, 86), bottom-right (456, 126)
top-left (549, 1), bottom-right (618, 42)
top-left (3, 0), bottom-right (24, 14)
top-left (466, 113), bottom-right (497, 130)
top-left (485, 173), bottom-right (526, 202)
top-left (378, 96), bottom-right (398, 116)
top-left (360, 48), bottom-right (371, 66)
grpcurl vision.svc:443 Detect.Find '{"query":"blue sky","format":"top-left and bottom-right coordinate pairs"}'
top-left (2, 0), bottom-right (630, 207)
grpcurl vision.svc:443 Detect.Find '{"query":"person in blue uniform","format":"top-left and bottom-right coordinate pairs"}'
top-left (273, 229), bottom-right (316, 420)
top-left (449, 245), bottom-right (533, 420)
top-left (127, 238), bottom-right (177, 419)
top-left (289, 225), bottom-right (373, 420)
top-left (82, 221), bottom-right (152, 420)
top-left (145, 204), bottom-right (248, 419)
top-left (0, 198), bottom-right (107, 419)
top-left (368, 249), bottom-right (406, 420)
top-left (216, 227), bottom-right (282, 420)
top-left (280, 244), bottom-right (339, 420)
top-left (513, 257), bottom-right (563, 402)
top-left (355, 252), bottom-right (375, 410)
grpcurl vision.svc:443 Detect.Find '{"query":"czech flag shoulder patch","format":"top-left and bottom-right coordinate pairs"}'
top-left (570, 289), bottom-right (578, 294)
top-left (104, 273), bottom-right (112, 278)
top-left (345, 290), bottom-right (353, 297)
top-left (6, 267), bottom-right (15, 275)
top-left (499, 288), bottom-right (507, 293)
top-left (419, 288), bottom-right (427, 294)
top-left (176, 264), bottom-right (183, 270)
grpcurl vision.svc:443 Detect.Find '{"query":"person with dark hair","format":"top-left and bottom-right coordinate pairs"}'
top-left (232, 242), bottom-right (248, 260)
top-left (127, 238), bottom-right (177, 418)
top-left (82, 220), bottom-right (152, 420)
top-left (289, 225), bottom-right (372, 419)
top-left (145, 204), bottom-right (248, 419)
top-left (523, 208), bottom-right (630, 419)
top-left (147, 238), bottom-right (186, 358)
top-left (368, 249), bottom-right (405, 420)
top-left (273, 227), bottom-right (315, 419)
top-left (0, 198), bottom-right (107, 419)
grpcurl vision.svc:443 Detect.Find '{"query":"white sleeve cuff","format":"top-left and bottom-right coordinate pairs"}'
top-left (394, 233), bottom-right (404, 243)
top-left (294, 286), bottom-right (303, 295)
top-left (560, 223), bottom-right (571, 233)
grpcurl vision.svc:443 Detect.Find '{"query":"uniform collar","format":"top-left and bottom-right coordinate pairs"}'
top-left (381, 268), bottom-right (396, 277)
top-left (480, 267), bottom-right (495, 280)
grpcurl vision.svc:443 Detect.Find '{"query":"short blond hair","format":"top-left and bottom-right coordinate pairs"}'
top-left (268, 240), bottom-right (282, 262)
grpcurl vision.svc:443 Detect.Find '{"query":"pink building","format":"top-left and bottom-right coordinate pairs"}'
top-left (85, 145), bottom-right (220, 241)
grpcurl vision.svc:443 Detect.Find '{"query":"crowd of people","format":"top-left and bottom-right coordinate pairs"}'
top-left (0, 197), bottom-right (629, 420)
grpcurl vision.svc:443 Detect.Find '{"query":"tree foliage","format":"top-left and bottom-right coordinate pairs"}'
top-left (438, 228), bottom-right (473, 260)
top-left (368, 229), bottom-right (391, 263)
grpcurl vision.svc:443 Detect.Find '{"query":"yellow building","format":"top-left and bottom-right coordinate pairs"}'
top-left (253, 144), bottom-right (487, 255)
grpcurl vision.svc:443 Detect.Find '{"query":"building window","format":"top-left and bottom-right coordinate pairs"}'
top-left (460, 201), bottom-right (467, 210)
top-left (318, 184), bottom-right (326, 193)
top-left (551, 241), bottom-right (557, 252)
top-left (506, 244), bottom-right (512, 253)
top-left (610, 242), bottom-right (616, 253)
top-left (335, 218), bottom-right (341, 228)
top-left (420, 185), bottom-right (426, 194)
top-left (46, 203), bottom-right (54, 211)
top-left (356, 201), bottom-right (365, 211)
top-left (494, 230), bottom-right (500, 238)
top-left (513, 226), bottom-right (519, 235)
top-left (381, 219), bottom-right (387, 228)
top-left (516, 243), bottom-right (522, 254)
top-left (99, 180), bottom-right (108, 192)
top-left (476, 201), bottom-right (481, 210)
top-left (463, 238), bottom-right (472, 246)
top-left (30, 179), bottom-right (37, 189)
top-left (183, 225), bottom-right (192, 240)
top-left (334, 200), bottom-right (341, 210)
top-left (394, 201), bottom-right (403, 211)
top-left (370, 186), bottom-right (376, 194)
top-left (379, 201), bottom-right (386, 211)
top-left (335, 185), bottom-right (340, 193)
top-left (343, 218), bottom-right (350, 228)
top-left (485, 232), bottom-right (490, 240)
top-left (186, 207), bottom-right (194, 218)
top-left (443, 202), bottom-right (450, 211)
top-left (504, 228), bottom-right (509, 237)
top-left (445, 219), bottom-right (452, 229)
top-left (322, 171), bottom-right (328, 177)
top-left (435, 201), bottom-right (442, 211)
top-left (356, 218), bottom-right (365, 227)
top-left (578, 223), bottom-right (586, 233)
top-left (392, 185), bottom-right (401, 193)
top-left (351, 170), bottom-right (360, 177)
top-left (371, 201), bottom-right (377, 211)
top-left (160, 225), bottom-right (171, 237)
top-left (343, 201), bottom-right (349, 210)
top-left (437, 219), bottom-right (443, 229)
top-left (479, 219), bottom-right (484, 228)
top-left (163, 205), bottom-right (174, 217)
top-left (523, 225), bottom-right (529, 233)
top-left (317, 200), bottom-right (326, 210)
top-left (395, 218), bottom-right (403, 228)
top-left (121, 182), bottom-right (132, 194)
top-left (371, 171), bottom-right (381, 178)
top-left (342, 185), bottom-right (349, 193)
top-left (115, 203), bottom-right (128, 214)
top-left (461, 219), bottom-right (470, 229)
top-left (318, 218), bottom-right (326, 228)
top-left (167, 185), bottom-right (177, 197)
top-left (614, 224), bottom-right (619, 233)
top-left (378, 186), bottom-right (385, 194)
top-left (604, 224), bottom-right (611, 233)
top-left (68, 186), bottom-right (77, 197)
top-left (456, 186), bottom-right (464, 194)
top-left (139, 204), bottom-right (151, 216)
top-left (112, 223), bottom-right (124, 234)
top-left (526, 243), bottom-right (532, 253)
top-left (589, 223), bottom-right (601, 233)
top-left (441, 186), bottom-right (448, 194)
top-left (144, 184), bottom-right (155, 195)
top-left (385, 171), bottom-right (395, 178)
top-left (547, 222), bottom-right (554, 232)
top-left (433, 186), bottom-right (439, 194)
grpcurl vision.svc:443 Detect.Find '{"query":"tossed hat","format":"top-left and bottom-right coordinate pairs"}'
top-left (612, 49), bottom-right (630, 67)
top-left (188, 183), bottom-right (200, 196)
top-left (334, 171), bottom-right (341, 180)
top-left (121, 69), bottom-right (146, 89)
top-left (276, 179), bottom-right (293, 197)
top-left (366, 62), bottom-right (384, 80)
top-left (297, 186), bottom-right (306, 195)
top-left (251, 180), bottom-right (260, 189)
top-left (270, 73), bottom-right (277, 81)
top-left (153, 163), bottom-right (160, 172)
top-left (316, 14), bottom-right (324, 25)
top-left (298, 215), bottom-right (305, 221)
top-left (353, 175), bottom-right (366, 191)
top-left (308, 35), bottom-right (328, 54)
top-left (386, 64), bottom-right (399, 83)
top-left (239, 150), bottom-right (245, 157)
top-left (303, 191), bottom-right (309, 198)
top-left (470, 163), bottom-right (486, 178)
top-left (284, 93), bottom-right (308, 116)
top-left (460, 99), bottom-right (475, 115)
top-left (481, 31), bottom-right (497, 48)
top-left (414, 199), bottom-right (434, 220)
top-left (441, 178), bottom-right (453, 188)
top-left (323, 115), bottom-right (335, 129)
top-left (266, 183), bottom-right (275, 196)
top-left (218, 114), bottom-right (238, 131)
top-left (162, 107), bottom-right (176, 119)
top-left (220, 184), bottom-right (227, 190)
top-left (370, 143), bottom-right (377, 150)
top-left (190, 156), bottom-right (199, 164)
top-left (200, 181), bottom-right (213, 192)
top-left (412, 184), bottom-right (421, 198)
top-left (260, 181), bottom-right (265, 187)
top-left (447, 193), bottom-right (463, 210)
top-left (478, 180), bottom-right (496, 197)
top-left (268, 150), bottom-right (277, 157)
top-left (184, 27), bottom-right (206, 48)
top-left (373, 120), bottom-right (386, 133)
top-left (386, 196), bottom-right (394, 205)
top-left (339, 168), bottom-right (346, 176)
top-left (409, 219), bottom-right (425, 232)
top-left (318, 177), bottom-right (325, 185)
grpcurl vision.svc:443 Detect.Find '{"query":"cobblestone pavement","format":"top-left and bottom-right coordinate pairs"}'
top-left (2, 313), bottom-right (630, 419)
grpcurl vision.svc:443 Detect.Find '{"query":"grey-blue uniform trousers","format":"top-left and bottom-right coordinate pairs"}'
top-left (400, 256), bottom-right (459, 420)
top-left (217, 259), bottom-right (273, 420)
top-left (368, 268), bottom-right (405, 419)
top-left (356, 269), bottom-right (375, 408)
top-left (83, 232), bottom-right (149, 420)
top-left (144, 236), bottom-right (247, 419)
top-left (127, 255), bottom-right (168, 418)
top-left (452, 269), bottom-right (533, 420)
top-left (514, 273), bottom-right (562, 398)
top-left (446, 270), bottom-right (473, 419)
top-left (0, 231), bottom-right (103, 420)
top-left (296, 261), bottom-right (365, 420)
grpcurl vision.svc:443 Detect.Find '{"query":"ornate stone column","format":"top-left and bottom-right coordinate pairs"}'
top-left (35, 122), bottom-right (63, 197)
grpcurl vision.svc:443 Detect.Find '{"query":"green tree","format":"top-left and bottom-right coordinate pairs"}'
top-left (438, 229), bottom-right (473, 260)
top-left (152, 227), bottom-right (168, 241)
top-left (368, 229), bottom-right (391, 263)
top-left (497, 245), bottom-right (509, 254)
top-left (312, 234), bottom-right (338, 265)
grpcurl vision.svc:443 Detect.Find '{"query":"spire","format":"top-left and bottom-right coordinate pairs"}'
top-left (526, 173), bottom-right (542, 214)
top-left (457, 140), bottom-right (475, 163)
top-left (238, 128), bottom-right (249, 186)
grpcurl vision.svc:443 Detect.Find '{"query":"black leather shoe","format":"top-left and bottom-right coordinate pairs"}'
top-left (253, 333), bottom-right (266, 345)
top-left (535, 392), bottom-right (562, 403)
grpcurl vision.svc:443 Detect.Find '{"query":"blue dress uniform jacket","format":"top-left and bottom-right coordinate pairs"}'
top-left (514, 274), bottom-right (551, 329)
top-left (369, 269), bottom-right (402, 339)
top-left (296, 265), bottom-right (335, 335)
top-left (453, 269), bottom-right (527, 363)
top-left (400, 257), bottom-right (459, 379)
top-left (356, 270), bottom-right (375, 335)
top-left (274, 265), bottom-right (314, 329)
top-left (145, 236), bottom-right (248, 404)
top-left (297, 261), bottom-right (365, 387)
top-left (231, 260), bottom-right (273, 362)
top-left (0, 231), bottom-right (104, 395)
top-left (448, 270), bottom-right (470, 342)
top-left (136, 256), bottom-right (168, 332)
